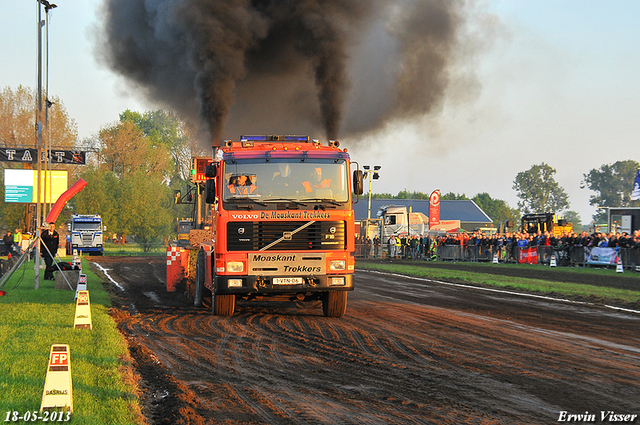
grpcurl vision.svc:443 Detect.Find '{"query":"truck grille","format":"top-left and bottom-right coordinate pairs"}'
top-left (227, 221), bottom-right (346, 251)
top-left (82, 234), bottom-right (92, 245)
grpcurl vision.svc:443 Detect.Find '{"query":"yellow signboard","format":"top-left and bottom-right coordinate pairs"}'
top-left (4, 169), bottom-right (68, 203)
top-left (73, 290), bottom-right (92, 330)
top-left (37, 170), bottom-right (68, 203)
top-left (40, 344), bottom-right (73, 413)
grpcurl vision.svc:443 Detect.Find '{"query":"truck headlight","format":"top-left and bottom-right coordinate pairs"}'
top-left (226, 261), bottom-right (244, 273)
top-left (228, 279), bottom-right (243, 288)
top-left (329, 260), bottom-right (346, 271)
top-left (330, 277), bottom-right (345, 286)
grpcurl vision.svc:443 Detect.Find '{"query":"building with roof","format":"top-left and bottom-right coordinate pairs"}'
top-left (353, 198), bottom-right (493, 232)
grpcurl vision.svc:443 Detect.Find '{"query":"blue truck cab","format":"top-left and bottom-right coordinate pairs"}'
top-left (67, 214), bottom-right (104, 256)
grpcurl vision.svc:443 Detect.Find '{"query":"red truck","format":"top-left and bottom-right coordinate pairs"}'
top-left (169, 135), bottom-right (364, 317)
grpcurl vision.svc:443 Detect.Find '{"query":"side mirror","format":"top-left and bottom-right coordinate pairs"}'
top-left (174, 190), bottom-right (181, 204)
top-left (205, 179), bottom-right (216, 204)
top-left (204, 164), bottom-right (217, 178)
top-left (353, 170), bottom-right (364, 195)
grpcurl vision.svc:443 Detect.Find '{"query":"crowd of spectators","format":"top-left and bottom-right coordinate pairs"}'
top-left (356, 229), bottom-right (640, 265)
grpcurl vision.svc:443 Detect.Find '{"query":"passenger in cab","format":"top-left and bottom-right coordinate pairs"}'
top-left (228, 175), bottom-right (257, 195)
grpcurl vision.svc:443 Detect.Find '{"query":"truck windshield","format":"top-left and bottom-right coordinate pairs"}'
top-left (223, 159), bottom-right (349, 204)
top-left (73, 222), bottom-right (101, 231)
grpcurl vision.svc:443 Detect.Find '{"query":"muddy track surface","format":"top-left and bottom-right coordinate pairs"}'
top-left (90, 256), bottom-right (640, 424)
top-left (359, 258), bottom-right (640, 290)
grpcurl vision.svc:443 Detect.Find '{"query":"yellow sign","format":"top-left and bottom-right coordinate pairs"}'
top-left (73, 274), bottom-right (87, 301)
top-left (40, 344), bottom-right (73, 413)
top-left (36, 170), bottom-right (68, 203)
top-left (73, 290), bottom-right (92, 330)
top-left (3, 169), bottom-right (68, 204)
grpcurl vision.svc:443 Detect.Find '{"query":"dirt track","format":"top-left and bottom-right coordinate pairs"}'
top-left (91, 256), bottom-right (640, 424)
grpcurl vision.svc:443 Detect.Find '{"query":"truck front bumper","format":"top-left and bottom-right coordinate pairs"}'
top-left (215, 274), bottom-right (354, 295)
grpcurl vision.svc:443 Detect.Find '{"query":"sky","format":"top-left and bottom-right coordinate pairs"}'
top-left (2, 0), bottom-right (639, 225)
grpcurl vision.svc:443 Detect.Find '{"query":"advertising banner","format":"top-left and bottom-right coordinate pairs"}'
top-left (429, 189), bottom-right (440, 228)
top-left (585, 247), bottom-right (619, 265)
top-left (4, 169), bottom-right (68, 203)
top-left (518, 247), bottom-right (538, 264)
top-left (631, 168), bottom-right (640, 201)
top-left (0, 148), bottom-right (85, 165)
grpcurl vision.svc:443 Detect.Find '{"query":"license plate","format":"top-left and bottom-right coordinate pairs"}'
top-left (273, 277), bottom-right (303, 285)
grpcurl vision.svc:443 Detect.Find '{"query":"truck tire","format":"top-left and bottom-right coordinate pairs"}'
top-left (322, 291), bottom-right (348, 318)
top-left (213, 291), bottom-right (235, 316)
top-left (194, 249), bottom-right (205, 307)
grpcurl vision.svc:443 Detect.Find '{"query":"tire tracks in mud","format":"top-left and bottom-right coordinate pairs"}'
top-left (92, 257), bottom-right (640, 424)
top-left (118, 307), bottom-right (543, 424)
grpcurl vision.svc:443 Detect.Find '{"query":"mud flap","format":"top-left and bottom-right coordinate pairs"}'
top-left (194, 249), bottom-right (205, 307)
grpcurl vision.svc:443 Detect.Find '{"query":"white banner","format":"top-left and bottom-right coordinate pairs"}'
top-left (631, 169), bottom-right (640, 201)
top-left (585, 247), bottom-right (619, 265)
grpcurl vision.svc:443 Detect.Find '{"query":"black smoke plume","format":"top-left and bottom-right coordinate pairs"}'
top-left (96, 0), bottom-right (475, 144)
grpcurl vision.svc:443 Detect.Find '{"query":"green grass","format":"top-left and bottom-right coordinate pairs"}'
top-left (0, 258), bottom-right (143, 425)
top-left (356, 260), bottom-right (640, 305)
top-left (102, 242), bottom-right (165, 256)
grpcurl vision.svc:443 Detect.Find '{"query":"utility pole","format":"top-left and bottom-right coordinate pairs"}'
top-left (363, 165), bottom-right (381, 240)
top-left (34, 0), bottom-right (57, 288)
top-left (35, 1), bottom-right (44, 288)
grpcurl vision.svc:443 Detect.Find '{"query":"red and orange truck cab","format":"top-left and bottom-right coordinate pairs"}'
top-left (195, 135), bottom-right (364, 317)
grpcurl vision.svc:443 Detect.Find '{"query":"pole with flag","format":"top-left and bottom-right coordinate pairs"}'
top-left (631, 169), bottom-right (640, 201)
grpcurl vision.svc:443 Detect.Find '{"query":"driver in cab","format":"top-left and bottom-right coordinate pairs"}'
top-left (302, 167), bottom-right (331, 193)
top-left (228, 174), bottom-right (258, 195)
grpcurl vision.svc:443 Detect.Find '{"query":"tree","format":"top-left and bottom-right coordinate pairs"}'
top-left (394, 190), bottom-right (430, 200)
top-left (513, 163), bottom-right (569, 214)
top-left (71, 116), bottom-right (178, 248)
top-left (120, 110), bottom-right (203, 184)
top-left (563, 210), bottom-right (583, 233)
top-left (0, 85), bottom-right (77, 148)
top-left (441, 192), bottom-right (469, 200)
top-left (97, 121), bottom-right (171, 178)
top-left (371, 192), bottom-right (394, 199)
top-left (0, 85), bottom-right (78, 229)
top-left (70, 167), bottom-right (121, 233)
top-left (116, 169), bottom-right (173, 251)
top-left (471, 192), bottom-right (520, 225)
top-left (371, 190), bottom-right (433, 200)
top-left (581, 160), bottom-right (640, 211)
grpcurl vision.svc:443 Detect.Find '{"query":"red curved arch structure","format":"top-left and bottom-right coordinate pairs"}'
top-left (45, 178), bottom-right (87, 224)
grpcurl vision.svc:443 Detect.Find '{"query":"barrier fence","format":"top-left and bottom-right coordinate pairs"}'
top-left (355, 243), bottom-right (640, 270)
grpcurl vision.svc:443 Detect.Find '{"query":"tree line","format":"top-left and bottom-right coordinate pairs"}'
top-left (373, 160), bottom-right (640, 231)
top-left (0, 86), bottom-right (205, 251)
top-left (1, 85), bottom-right (638, 242)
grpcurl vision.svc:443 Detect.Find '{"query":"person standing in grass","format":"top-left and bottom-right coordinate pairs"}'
top-left (388, 234), bottom-right (397, 259)
top-left (3, 231), bottom-right (13, 255)
top-left (40, 222), bottom-right (59, 281)
top-left (13, 228), bottom-right (22, 254)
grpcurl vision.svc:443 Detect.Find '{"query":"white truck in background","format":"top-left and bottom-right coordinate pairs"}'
top-left (377, 205), bottom-right (429, 242)
top-left (67, 214), bottom-right (104, 256)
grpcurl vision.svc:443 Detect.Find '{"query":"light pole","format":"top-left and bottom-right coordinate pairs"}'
top-left (44, 1), bottom-right (56, 217)
top-left (363, 165), bottom-right (381, 236)
top-left (35, 0), bottom-right (57, 289)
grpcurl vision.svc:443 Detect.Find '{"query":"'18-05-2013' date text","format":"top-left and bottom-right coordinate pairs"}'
top-left (4, 411), bottom-right (71, 422)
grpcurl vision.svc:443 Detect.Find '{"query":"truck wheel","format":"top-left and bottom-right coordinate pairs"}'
top-left (322, 291), bottom-right (348, 318)
top-left (213, 292), bottom-right (235, 316)
top-left (194, 249), bottom-right (205, 307)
